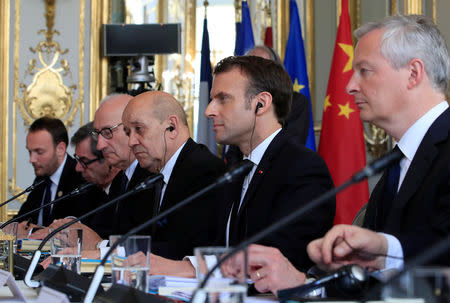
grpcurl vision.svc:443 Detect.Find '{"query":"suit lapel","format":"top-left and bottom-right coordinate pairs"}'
top-left (159, 139), bottom-right (194, 212)
top-left (237, 131), bottom-right (285, 215)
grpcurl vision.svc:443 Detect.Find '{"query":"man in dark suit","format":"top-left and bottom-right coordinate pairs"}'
top-left (16, 117), bottom-right (85, 230)
top-left (122, 91), bottom-right (226, 260)
top-left (235, 15), bottom-right (449, 295)
top-left (70, 122), bottom-right (120, 238)
top-left (224, 46), bottom-right (311, 165)
top-left (134, 57), bottom-right (334, 279)
top-left (206, 56), bottom-right (335, 270)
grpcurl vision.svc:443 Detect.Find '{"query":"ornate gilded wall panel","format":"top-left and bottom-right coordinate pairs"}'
top-left (4, 0), bottom-right (92, 219)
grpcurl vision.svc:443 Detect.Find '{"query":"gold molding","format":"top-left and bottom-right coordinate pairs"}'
top-left (306, 0), bottom-right (315, 112)
top-left (432, 0), bottom-right (436, 23)
top-left (276, 0), bottom-right (289, 62)
top-left (0, 1), bottom-right (10, 222)
top-left (90, 0), bottom-right (110, 120)
top-left (155, 1), bottom-right (167, 88)
top-left (10, 0), bottom-right (22, 213)
top-left (404, 0), bottom-right (422, 14)
top-left (391, 0), bottom-right (398, 15)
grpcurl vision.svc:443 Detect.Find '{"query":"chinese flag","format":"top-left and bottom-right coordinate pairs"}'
top-left (318, 0), bottom-right (369, 224)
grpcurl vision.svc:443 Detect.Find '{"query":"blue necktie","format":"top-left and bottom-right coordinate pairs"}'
top-left (381, 146), bottom-right (403, 223)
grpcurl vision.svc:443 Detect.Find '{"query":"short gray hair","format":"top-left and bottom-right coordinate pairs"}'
top-left (355, 15), bottom-right (449, 93)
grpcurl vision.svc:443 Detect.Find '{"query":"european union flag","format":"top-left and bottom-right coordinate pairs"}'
top-left (234, 1), bottom-right (254, 56)
top-left (284, 0), bottom-right (316, 151)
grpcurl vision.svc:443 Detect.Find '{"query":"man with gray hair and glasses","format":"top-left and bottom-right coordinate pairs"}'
top-left (228, 15), bottom-right (449, 295)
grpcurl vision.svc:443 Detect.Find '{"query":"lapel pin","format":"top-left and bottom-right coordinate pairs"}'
top-left (258, 170), bottom-right (263, 174)
top-left (57, 191), bottom-right (63, 197)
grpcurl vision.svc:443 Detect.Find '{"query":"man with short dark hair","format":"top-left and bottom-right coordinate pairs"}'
top-left (71, 122), bottom-right (121, 238)
top-left (16, 117), bottom-right (85, 227)
top-left (71, 122), bottom-right (120, 191)
top-left (206, 56), bottom-right (335, 271)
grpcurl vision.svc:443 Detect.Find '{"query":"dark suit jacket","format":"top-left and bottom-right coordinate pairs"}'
top-left (363, 108), bottom-right (450, 265)
top-left (150, 138), bottom-right (227, 260)
top-left (16, 155), bottom-right (85, 224)
top-left (226, 129), bottom-right (336, 271)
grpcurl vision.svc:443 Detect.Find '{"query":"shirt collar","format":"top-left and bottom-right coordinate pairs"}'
top-left (397, 101), bottom-right (448, 161)
top-left (160, 141), bottom-right (187, 185)
top-left (50, 154), bottom-right (67, 186)
top-left (124, 159), bottom-right (138, 181)
top-left (244, 128), bottom-right (282, 166)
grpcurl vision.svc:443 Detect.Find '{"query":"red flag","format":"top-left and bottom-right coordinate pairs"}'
top-left (263, 27), bottom-right (273, 48)
top-left (318, 0), bottom-right (369, 224)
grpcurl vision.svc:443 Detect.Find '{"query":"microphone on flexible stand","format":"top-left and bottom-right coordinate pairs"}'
top-left (0, 182), bottom-right (95, 230)
top-left (83, 160), bottom-right (254, 303)
top-left (189, 149), bottom-right (404, 303)
top-left (10, 183), bottom-right (95, 280)
top-left (0, 179), bottom-right (45, 209)
top-left (22, 174), bottom-right (164, 301)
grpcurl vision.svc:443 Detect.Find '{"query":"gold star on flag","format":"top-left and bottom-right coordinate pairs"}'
top-left (324, 95), bottom-right (332, 112)
top-left (293, 78), bottom-right (305, 93)
top-left (338, 43), bottom-right (353, 73)
top-left (338, 102), bottom-right (355, 119)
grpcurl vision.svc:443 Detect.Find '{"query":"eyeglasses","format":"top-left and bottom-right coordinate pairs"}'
top-left (91, 122), bottom-right (123, 140)
top-left (74, 154), bottom-right (100, 169)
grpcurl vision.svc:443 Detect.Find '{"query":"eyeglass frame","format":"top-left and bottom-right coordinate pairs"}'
top-left (90, 122), bottom-right (123, 140)
top-left (73, 154), bottom-right (100, 169)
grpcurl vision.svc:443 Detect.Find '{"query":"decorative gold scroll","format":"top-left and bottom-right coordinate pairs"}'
top-left (15, 0), bottom-right (82, 127)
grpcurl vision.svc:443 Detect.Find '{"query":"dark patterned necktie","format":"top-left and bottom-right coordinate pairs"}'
top-left (41, 177), bottom-right (53, 226)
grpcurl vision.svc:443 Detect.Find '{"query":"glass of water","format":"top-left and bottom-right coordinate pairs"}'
top-left (194, 246), bottom-right (247, 303)
top-left (109, 235), bottom-right (151, 293)
top-left (50, 228), bottom-right (83, 274)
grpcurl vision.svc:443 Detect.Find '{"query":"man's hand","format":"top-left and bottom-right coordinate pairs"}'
top-left (149, 254), bottom-right (195, 278)
top-left (245, 244), bottom-right (306, 295)
top-left (17, 221), bottom-right (42, 238)
top-left (31, 219), bottom-right (103, 250)
top-left (307, 224), bottom-right (388, 272)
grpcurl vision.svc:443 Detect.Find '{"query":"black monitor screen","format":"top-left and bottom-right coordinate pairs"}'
top-left (103, 23), bottom-right (181, 56)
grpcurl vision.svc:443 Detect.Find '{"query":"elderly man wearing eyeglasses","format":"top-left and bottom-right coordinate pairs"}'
top-left (36, 94), bottom-right (156, 252)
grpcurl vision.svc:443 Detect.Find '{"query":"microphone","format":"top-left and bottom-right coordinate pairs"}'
top-left (190, 149), bottom-right (403, 303)
top-left (0, 179), bottom-right (45, 209)
top-left (23, 174), bottom-right (164, 292)
top-left (277, 264), bottom-right (368, 301)
top-left (83, 160), bottom-right (254, 303)
top-left (0, 182), bottom-right (95, 229)
top-left (352, 148), bottom-right (403, 182)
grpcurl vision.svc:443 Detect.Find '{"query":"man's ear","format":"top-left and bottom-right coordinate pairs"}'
top-left (407, 58), bottom-right (425, 89)
top-left (55, 141), bottom-right (67, 158)
top-left (254, 92), bottom-right (273, 115)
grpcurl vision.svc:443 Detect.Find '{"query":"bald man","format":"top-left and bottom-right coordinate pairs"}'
top-left (91, 94), bottom-right (155, 237)
top-left (122, 91), bottom-right (226, 259)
